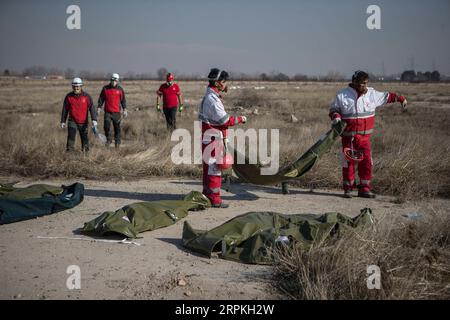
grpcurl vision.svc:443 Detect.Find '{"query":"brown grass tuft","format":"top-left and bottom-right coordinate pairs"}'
top-left (272, 209), bottom-right (450, 299)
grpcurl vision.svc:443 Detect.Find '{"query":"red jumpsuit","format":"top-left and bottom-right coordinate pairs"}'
top-left (199, 86), bottom-right (244, 205)
top-left (330, 85), bottom-right (405, 193)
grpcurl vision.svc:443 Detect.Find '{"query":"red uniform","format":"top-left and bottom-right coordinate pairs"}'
top-left (330, 85), bottom-right (405, 192)
top-left (199, 86), bottom-right (244, 205)
top-left (158, 83), bottom-right (180, 109)
top-left (61, 91), bottom-right (96, 124)
top-left (98, 84), bottom-right (126, 113)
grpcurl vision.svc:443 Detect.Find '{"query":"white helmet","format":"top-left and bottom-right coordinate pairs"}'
top-left (72, 77), bottom-right (83, 86)
top-left (111, 73), bottom-right (120, 81)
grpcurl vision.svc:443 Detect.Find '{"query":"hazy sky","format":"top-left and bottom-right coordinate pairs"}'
top-left (1, 0), bottom-right (449, 76)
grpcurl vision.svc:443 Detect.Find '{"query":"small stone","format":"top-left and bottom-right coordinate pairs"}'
top-left (177, 279), bottom-right (187, 287)
top-left (252, 108), bottom-right (259, 115)
top-left (184, 291), bottom-right (192, 297)
top-left (291, 114), bottom-right (299, 123)
top-left (14, 293), bottom-right (22, 299)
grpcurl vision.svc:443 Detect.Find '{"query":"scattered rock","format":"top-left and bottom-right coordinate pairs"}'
top-left (184, 291), bottom-right (192, 297)
top-left (177, 279), bottom-right (187, 287)
top-left (13, 293), bottom-right (22, 299)
top-left (291, 114), bottom-right (299, 123)
top-left (252, 108), bottom-right (259, 115)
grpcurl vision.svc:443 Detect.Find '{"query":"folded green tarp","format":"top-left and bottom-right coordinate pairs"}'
top-left (183, 208), bottom-right (373, 264)
top-left (231, 121), bottom-right (346, 185)
top-left (81, 191), bottom-right (211, 238)
top-left (0, 182), bottom-right (84, 224)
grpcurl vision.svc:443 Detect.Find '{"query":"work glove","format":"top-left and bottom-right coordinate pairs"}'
top-left (240, 116), bottom-right (247, 124)
top-left (397, 95), bottom-right (407, 112)
top-left (401, 99), bottom-right (408, 112)
top-left (60, 122), bottom-right (66, 129)
top-left (123, 109), bottom-right (128, 118)
top-left (92, 120), bottom-right (98, 134)
top-left (156, 103), bottom-right (161, 112)
top-left (178, 104), bottom-right (184, 113)
top-left (332, 117), bottom-right (341, 125)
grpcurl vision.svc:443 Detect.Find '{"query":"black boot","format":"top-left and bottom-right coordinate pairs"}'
top-left (358, 191), bottom-right (376, 198)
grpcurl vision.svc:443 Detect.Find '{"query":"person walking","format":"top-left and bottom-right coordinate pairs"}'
top-left (61, 77), bottom-right (97, 152)
top-left (156, 73), bottom-right (183, 130)
top-left (97, 73), bottom-right (127, 148)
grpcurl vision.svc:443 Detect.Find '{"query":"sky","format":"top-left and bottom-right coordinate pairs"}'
top-left (1, 0), bottom-right (449, 76)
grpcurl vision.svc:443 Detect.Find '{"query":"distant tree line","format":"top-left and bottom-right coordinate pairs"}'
top-left (400, 70), bottom-right (440, 82)
top-left (2, 66), bottom-right (445, 82)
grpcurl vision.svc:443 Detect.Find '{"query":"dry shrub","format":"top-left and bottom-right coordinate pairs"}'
top-left (272, 210), bottom-right (450, 299)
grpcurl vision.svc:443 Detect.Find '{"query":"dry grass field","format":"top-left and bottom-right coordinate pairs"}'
top-left (0, 78), bottom-right (449, 201)
top-left (1, 78), bottom-right (450, 300)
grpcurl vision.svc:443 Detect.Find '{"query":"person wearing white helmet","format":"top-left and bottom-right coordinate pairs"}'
top-left (61, 77), bottom-right (97, 152)
top-left (97, 73), bottom-right (127, 148)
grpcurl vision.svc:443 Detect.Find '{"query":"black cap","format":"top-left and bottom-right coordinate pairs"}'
top-left (352, 70), bottom-right (369, 83)
top-left (208, 68), bottom-right (229, 81)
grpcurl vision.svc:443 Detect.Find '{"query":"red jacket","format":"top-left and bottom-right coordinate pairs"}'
top-left (98, 84), bottom-right (126, 113)
top-left (329, 84), bottom-right (404, 136)
top-left (157, 83), bottom-right (180, 109)
top-left (61, 91), bottom-right (96, 124)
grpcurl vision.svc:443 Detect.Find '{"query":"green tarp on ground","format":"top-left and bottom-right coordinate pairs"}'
top-left (81, 191), bottom-right (211, 238)
top-left (183, 208), bottom-right (373, 264)
top-left (231, 121), bottom-right (346, 185)
top-left (0, 182), bottom-right (84, 224)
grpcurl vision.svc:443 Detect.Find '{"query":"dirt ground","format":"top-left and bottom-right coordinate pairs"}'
top-left (1, 177), bottom-right (448, 300)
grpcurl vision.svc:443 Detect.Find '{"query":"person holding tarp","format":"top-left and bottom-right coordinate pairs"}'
top-left (97, 73), bottom-right (127, 148)
top-left (199, 68), bottom-right (247, 208)
top-left (156, 73), bottom-right (183, 130)
top-left (60, 77), bottom-right (97, 152)
top-left (329, 70), bottom-right (408, 198)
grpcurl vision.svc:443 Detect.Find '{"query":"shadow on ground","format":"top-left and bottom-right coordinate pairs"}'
top-left (170, 180), bottom-right (344, 200)
top-left (84, 189), bottom-right (183, 202)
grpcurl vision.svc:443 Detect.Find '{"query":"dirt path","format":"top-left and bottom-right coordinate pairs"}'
top-left (1, 177), bottom-right (447, 300)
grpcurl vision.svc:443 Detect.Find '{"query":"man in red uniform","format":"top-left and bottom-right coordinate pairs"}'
top-left (156, 73), bottom-right (183, 130)
top-left (61, 77), bottom-right (97, 152)
top-left (97, 73), bottom-right (127, 148)
top-left (199, 68), bottom-right (247, 208)
top-left (329, 70), bottom-right (408, 198)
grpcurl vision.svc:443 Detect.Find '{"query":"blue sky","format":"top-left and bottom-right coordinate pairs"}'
top-left (1, 0), bottom-right (449, 76)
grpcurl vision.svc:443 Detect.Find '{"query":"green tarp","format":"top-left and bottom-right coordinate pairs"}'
top-left (0, 182), bottom-right (84, 224)
top-left (81, 191), bottom-right (211, 238)
top-left (183, 208), bottom-right (373, 264)
top-left (231, 121), bottom-right (346, 185)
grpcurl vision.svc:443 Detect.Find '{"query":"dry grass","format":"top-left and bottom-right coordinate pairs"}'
top-left (272, 207), bottom-right (450, 299)
top-left (0, 79), bottom-right (449, 199)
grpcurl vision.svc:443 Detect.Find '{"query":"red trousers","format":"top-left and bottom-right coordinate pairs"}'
top-left (341, 135), bottom-right (372, 193)
top-left (202, 138), bottom-right (223, 205)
